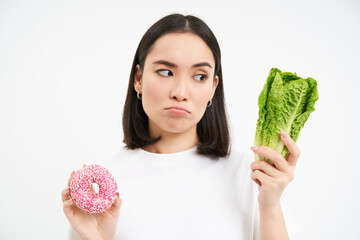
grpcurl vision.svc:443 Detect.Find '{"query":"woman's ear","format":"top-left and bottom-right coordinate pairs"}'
top-left (211, 75), bottom-right (219, 98)
top-left (134, 64), bottom-right (142, 92)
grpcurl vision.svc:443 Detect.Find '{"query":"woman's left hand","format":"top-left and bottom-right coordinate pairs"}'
top-left (250, 130), bottom-right (300, 208)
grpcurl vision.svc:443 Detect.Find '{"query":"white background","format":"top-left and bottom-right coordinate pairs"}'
top-left (1, 0), bottom-right (359, 239)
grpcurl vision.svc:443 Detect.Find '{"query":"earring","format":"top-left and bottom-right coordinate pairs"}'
top-left (136, 87), bottom-right (142, 100)
top-left (207, 99), bottom-right (212, 107)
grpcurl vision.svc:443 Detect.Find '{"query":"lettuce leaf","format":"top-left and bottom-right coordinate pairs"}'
top-left (254, 68), bottom-right (319, 164)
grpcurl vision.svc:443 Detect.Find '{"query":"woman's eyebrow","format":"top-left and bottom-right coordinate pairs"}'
top-left (152, 60), bottom-right (212, 69)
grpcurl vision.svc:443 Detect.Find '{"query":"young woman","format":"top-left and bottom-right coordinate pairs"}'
top-left (62, 13), bottom-right (299, 240)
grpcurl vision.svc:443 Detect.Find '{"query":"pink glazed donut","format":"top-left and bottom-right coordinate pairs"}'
top-left (70, 164), bottom-right (118, 213)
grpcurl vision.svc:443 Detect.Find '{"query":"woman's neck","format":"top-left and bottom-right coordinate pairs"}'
top-left (142, 127), bottom-right (199, 154)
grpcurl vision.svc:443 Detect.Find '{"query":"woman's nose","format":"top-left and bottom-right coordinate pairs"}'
top-left (169, 76), bottom-right (188, 101)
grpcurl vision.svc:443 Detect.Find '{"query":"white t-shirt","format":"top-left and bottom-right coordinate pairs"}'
top-left (70, 146), bottom-right (260, 239)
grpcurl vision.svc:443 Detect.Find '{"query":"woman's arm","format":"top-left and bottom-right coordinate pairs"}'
top-left (259, 203), bottom-right (289, 240)
top-left (250, 130), bottom-right (300, 240)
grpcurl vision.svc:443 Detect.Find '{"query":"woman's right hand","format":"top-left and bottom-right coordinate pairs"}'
top-left (61, 169), bottom-right (122, 240)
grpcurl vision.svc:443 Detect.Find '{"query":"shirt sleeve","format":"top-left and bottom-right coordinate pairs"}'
top-left (230, 150), bottom-right (261, 240)
top-left (253, 198), bottom-right (260, 240)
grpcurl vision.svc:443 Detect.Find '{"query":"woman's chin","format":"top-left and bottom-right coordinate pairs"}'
top-left (149, 118), bottom-right (197, 136)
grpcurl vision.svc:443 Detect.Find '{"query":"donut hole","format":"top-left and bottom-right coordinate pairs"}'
top-left (91, 182), bottom-right (100, 194)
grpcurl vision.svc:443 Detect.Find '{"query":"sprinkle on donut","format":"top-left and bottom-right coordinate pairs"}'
top-left (70, 164), bottom-right (118, 213)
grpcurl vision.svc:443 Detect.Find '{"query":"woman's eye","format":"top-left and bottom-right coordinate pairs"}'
top-left (194, 74), bottom-right (208, 82)
top-left (157, 69), bottom-right (173, 77)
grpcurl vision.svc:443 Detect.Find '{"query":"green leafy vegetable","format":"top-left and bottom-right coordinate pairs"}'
top-left (254, 68), bottom-right (319, 164)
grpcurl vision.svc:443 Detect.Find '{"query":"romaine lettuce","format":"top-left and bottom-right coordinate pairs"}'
top-left (254, 68), bottom-right (319, 164)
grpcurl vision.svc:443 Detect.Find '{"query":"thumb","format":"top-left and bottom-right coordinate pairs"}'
top-left (109, 194), bottom-right (122, 215)
top-left (63, 198), bottom-right (76, 218)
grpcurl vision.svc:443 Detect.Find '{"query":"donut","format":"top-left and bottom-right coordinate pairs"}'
top-left (70, 164), bottom-right (118, 213)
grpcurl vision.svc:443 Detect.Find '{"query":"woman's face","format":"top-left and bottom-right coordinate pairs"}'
top-left (134, 32), bottom-right (219, 138)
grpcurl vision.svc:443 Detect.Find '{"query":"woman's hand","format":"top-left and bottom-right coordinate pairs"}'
top-left (250, 130), bottom-right (300, 208)
top-left (61, 167), bottom-right (122, 240)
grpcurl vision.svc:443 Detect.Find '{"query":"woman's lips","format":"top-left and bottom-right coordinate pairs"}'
top-left (166, 107), bottom-right (190, 116)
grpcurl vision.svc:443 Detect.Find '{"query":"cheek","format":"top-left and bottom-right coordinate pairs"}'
top-left (190, 86), bottom-right (213, 122)
top-left (194, 86), bottom-right (213, 107)
top-left (142, 80), bottom-right (167, 109)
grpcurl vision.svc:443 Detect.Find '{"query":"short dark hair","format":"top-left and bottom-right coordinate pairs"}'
top-left (122, 13), bottom-right (230, 158)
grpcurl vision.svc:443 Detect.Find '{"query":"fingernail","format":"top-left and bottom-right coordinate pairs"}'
top-left (251, 146), bottom-right (258, 152)
top-left (281, 130), bottom-right (288, 139)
